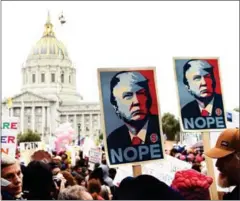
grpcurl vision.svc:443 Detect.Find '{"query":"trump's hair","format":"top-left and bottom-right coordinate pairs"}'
top-left (110, 71), bottom-right (152, 111)
top-left (183, 59), bottom-right (216, 89)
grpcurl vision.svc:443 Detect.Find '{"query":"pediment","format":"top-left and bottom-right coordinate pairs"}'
top-left (2, 91), bottom-right (55, 104)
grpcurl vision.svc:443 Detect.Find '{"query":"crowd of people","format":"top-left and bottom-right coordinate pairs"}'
top-left (1, 128), bottom-right (239, 200)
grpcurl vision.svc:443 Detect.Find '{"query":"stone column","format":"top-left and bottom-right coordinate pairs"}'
top-left (98, 114), bottom-right (101, 130)
top-left (42, 106), bottom-right (45, 135)
top-left (32, 106), bottom-right (35, 131)
top-left (82, 114), bottom-right (85, 133)
top-left (47, 107), bottom-right (51, 136)
top-left (90, 113), bottom-right (93, 134)
top-left (74, 114), bottom-right (77, 133)
top-left (10, 108), bottom-right (14, 117)
top-left (21, 103), bottom-right (24, 133)
top-left (66, 115), bottom-right (69, 123)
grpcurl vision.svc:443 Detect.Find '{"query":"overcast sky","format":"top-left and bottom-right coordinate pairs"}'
top-left (2, 1), bottom-right (239, 117)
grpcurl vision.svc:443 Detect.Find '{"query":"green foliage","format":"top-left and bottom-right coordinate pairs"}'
top-left (234, 107), bottom-right (239, 112)
top-left (17, 129), bottom-right (41, 143)
top-left (99, 132), bottom-right (103, 141)
top-left (162, 113), bottom-right (180, 141)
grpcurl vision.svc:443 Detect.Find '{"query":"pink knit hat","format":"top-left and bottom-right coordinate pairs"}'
top-left (171, 169), bottom-right (213, 200)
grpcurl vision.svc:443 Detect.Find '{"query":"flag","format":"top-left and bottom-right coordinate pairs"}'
top-left (7, 98), bottom-right (12, 109)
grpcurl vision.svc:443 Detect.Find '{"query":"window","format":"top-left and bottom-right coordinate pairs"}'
top-left (51, 73), bottom-right (55, 82)
top-left (41, 73), bottom-right (45, 83)
top-left (61, 73), bottom-right (64, 83)
top-left (32, 74), bottom-right (36, 83)
top-left (69, 75), bottom-right (71, 84)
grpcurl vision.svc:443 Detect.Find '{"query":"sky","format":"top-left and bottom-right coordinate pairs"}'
top-left (2, 1), bottom-right (239, 117)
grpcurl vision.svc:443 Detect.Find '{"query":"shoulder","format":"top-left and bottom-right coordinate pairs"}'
top-left (107, 125), bottom-right (128, 141)
top-left (182, 100), bottom-right (198, 111)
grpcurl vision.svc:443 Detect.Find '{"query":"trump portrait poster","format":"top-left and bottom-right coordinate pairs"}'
top-left (98, 68), bottom-right (164, 166)
top-left (174, 58), bottom-right (227, 132)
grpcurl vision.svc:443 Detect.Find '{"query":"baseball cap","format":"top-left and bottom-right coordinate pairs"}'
top-left (205, 128), bottom-right (240, 159)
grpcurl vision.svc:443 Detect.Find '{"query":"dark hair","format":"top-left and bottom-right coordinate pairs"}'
top-left (110, 71), bottom-right (152, 111)
top-left (183, 59), bottom-right (216, 89)
top-left (24, 161), bottom-right (54, 199)
top-left (109, 168), bottom-right (117, 180)
top-left (192, 163), bottom-right (201, 172)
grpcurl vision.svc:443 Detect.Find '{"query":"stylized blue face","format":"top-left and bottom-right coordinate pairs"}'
top-left (185, 60), bottom-right (214, 99)
top-left (113, 72), bottom-right (149, 122)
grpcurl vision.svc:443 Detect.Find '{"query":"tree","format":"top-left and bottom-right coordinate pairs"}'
top-left (99, 132), bottom-right (103, 141)
top-left (162, 113), bottom-right (180, 141)
top-left (234, 107), bottom-right (239, 112)
top-left (17, 129), bottom-right (41, 144)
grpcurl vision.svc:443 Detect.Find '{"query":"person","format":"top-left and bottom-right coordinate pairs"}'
top-left (1, 153), bottom-right (24, 200)
top-left (205, 128), bottom-right (240, 200)
top-left (171, 169), bottom-right (213, 200)
top-left (115, 174), bottom-right (184, 200)
top-left (107, 71), bottom-right (161, 149)
top-left (58, 185), bottom-right (93, 200)
top-left (23, 161), bottom-right (57, 200)
top-left (181, 59), bottom-right (225, 123)
top-left (87, 179), bottom-right (104, 200)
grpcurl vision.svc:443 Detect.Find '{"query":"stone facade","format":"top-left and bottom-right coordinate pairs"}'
top-left (2, 13), bottom-right (101, 143)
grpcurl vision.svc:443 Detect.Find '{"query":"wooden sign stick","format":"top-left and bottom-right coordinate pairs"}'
top-left (202, 132), bottom-right (219, 200)
top-left (132, 164), bottom-right (142, 177)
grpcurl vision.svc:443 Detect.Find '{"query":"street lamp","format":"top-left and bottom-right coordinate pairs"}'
top-left (77, 123), bottom-right (81, 146)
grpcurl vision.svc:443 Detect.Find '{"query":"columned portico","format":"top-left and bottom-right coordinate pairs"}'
top-left (32, 106), bottom-right (35, 131)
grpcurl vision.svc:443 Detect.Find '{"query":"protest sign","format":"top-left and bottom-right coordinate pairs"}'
top-left (20, 141), bottom-right (44, 165)
top-left (1, 117), bottom-right (19, 158)
top-left (89, 148), bottom-right (102, 170)
top-left (98, 68), bottom-right (164, 167)
top-left (113, 155), bottom-right (191, 186)
top-left (173, 58), bottom-right (227, 132)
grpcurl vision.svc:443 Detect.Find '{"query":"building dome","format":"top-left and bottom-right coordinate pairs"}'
top-left (27, 12), bottom-right (69, 60)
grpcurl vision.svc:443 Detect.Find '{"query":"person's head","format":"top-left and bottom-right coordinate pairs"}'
top-left (61, 171), bottom-right (77, 187)
top-left (89, 167), bottom-right (104, 184)
top-left (109, 168), bottom-right (117, 180)
top-left (191, 163), bottom-right (201, 172)
top-left (73, 165), bottom-right (82, 174)
top-left (205, 128), bottom-right (240, 187)
top-left (1, 153), bottom-right (22, 197)
top-left (116, 174), bottom-right (183, 200)
top-left (110, 71), bottom-right (152, 124)
top-left (171, 169), bottom-right (213, 200)
top-left (24, 161), bottom-right (54, 197)
top-left (87, 178), bottom-right (102, 200)
top-left (183, 59), bottom-right (216, 101)
top-left (58, 185), bottom-right (93, 200)
top-left (102, 153), bottom-right (106, 164)
top-left (74, 174), bottom-right (86, 187)
top-left (61, 153), bottom-right (68, 161)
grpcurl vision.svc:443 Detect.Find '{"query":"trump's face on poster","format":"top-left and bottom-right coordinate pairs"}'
top-left (184, 60), bottom-right (215, 100)
top-left (98, 68), bottom-right (164, 166)
top-left (110, 72), bottom-right (150, 123)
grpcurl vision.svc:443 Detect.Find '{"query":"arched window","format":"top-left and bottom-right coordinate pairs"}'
top-left (41, 73), bottom-right (45, 83)
top-left (32, 74), bottom-right (36, 83)
top-left (61, 73), bottom-right (64, 83)
top-left (51, 73), bottom-right (55, 82)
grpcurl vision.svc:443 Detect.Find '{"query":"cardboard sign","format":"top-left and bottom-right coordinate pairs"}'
top-left (98, 68), bottom-right (164, 166)
top-left (20, 141), bottom-right (44, 165)
top-left (173, 58), bottom-right (227, 132)
top-left (113, 155), bottom-right (191, 186)
top-left (1, 117), bottom-right (19, 158)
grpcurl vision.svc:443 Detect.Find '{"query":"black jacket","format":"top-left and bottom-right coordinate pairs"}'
top-left (107, 115), bottom-right (161, 149)
top-left (181, 93), bottom-right (226, 129)
top-left (223, 185), bottom-right (240, 200)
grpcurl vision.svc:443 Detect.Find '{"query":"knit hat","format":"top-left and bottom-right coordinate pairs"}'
top-left (171, 169), bottom-right (213, 200)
